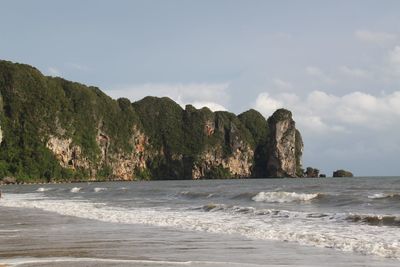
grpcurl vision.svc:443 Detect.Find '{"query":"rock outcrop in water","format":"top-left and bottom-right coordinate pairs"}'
top-left (333, 169), bottom-right (354, 177)
top-left (304, 167), bottom-right (320, 178)
top-left (0, 60), bottom-right (304, 182)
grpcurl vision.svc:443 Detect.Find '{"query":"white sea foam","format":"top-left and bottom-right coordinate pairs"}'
top-left (252, 191), bottom-right (320, 203)
top-left (0, 229), bottom-right (20, 232)
top-left (1, 193), bottom-right (400, 260)
top-left (368, 193), bottom-right (400, 199)
top-left (36, 187), bottom-right (51, 192)
top-left (94, 187), bottom-right (107, 192)
top-left (0, 257), bottom-right (265, 267)
top-left (70, 187), bottom-right (81, 193)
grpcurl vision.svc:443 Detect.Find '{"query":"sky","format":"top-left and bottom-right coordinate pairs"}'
top-left (1, 0), bottom-right (400, 176)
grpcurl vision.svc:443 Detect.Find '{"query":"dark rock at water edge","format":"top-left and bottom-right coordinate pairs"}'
top-left (1, 176), bottom-right (16, 184)
top-left (333, 169), bottom-right (354, 177)
top-left (304, 167), bottom-right (319, 178)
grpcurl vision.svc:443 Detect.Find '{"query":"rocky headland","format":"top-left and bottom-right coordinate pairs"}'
top-left (0, 60), bottom-right (306, 183)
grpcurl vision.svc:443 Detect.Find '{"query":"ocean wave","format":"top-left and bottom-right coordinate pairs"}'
top-left (36, 187), bottom-right (51, 192)
top-left (199, 203), bottom-right (330, 220)
top-left (70, 187), bottom-right (81, 193)
top-left (1, 193), bottom-right (400, 260)
top-left (0, 257), bottom-right (264, 267)
top-left (201, 203), bottom-right (227, 212)
top-left (346, 214), bottom-right (400, 227)
top-left (252, 191), bottom-right (321, 203)
top-left (94, 187), bottom-right (107, 193)
top-left (178, 191), bottom-right (214, 199)
top-left (368, 193), bottom-right (400, 200)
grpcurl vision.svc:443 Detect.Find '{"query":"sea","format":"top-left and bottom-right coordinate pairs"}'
top-left (0, 177), bottom-right (400, 267)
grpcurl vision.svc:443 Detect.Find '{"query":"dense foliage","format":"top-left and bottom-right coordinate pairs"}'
top-left (0, 60), bottom-right (139, 182)
top-left (238, 109), bottom-right (269, 177)
top-left (0, 60), bottom-right (303, 182)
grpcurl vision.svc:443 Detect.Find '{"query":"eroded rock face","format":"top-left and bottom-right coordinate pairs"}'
top-left (96, 132), bottom-right (110, 165)
top-left (192, 145), bottom-right (253, 179)
top-left (192, 120), bottom-right (254, 179)
top-left (109, 126), bottom-right (149, 180)
top-left (47, 125), bottom-right (152, 180)
top-left (204, 120), bottom-right (215, 136)
top-left (46, 135), bottom-right (91, 171)
top-left (266, 109), bottom-right (303, 177)
top-left (46, 109), bottom-right (302, 180)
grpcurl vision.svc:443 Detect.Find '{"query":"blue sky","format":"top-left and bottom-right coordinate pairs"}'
top-left (1, 0), bottom-right (400, 176)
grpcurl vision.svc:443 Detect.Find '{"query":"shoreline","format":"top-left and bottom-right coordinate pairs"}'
top-left (0, 176), bottom-right (334, 186)
top-left (0, 175), bottom-right (387, 187)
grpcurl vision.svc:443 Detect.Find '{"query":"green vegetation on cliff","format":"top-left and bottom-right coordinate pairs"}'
top-left (238, 109), bottom-right (269, 177)
top-left (0, 61), bottom-right (140, 181)
top-left (266, 108), bottom-right (303, 178)
top-left (0, 60), bottom-right (303, 182)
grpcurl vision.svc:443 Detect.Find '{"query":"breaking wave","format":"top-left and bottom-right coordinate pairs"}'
top-left (70, 187), bottom-right (81, 193)
top-left (252, 191), bottom-right (321, 203)
top-left (346, 214), bottom-right (400, 227)
top-left (36, 187), bottom-right (51, 192)
top-left (368, 193), bottom-right (400, 200)
top-left (94, 187), bottom-right (107, 193)
top-left (1, 193), bottom-right (400, 259)
top-left (178, 191), bottom-right (215, 199)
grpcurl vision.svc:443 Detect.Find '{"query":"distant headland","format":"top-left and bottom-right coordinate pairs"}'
top-left (0, 60), bottom-right (351, 183)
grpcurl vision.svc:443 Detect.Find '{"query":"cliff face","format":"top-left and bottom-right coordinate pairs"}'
top-left (266, 109), bottom-right (303, 178)
top-left (0, 60), bottom-right (303, 182)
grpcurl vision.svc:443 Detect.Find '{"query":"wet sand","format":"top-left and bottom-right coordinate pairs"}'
top-left (1, 205), bottom-right (399, 267)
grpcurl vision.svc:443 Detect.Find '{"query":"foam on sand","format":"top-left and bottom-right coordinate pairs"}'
top-left (1, 193), bottom-right (400, 260)
top-left (0, 257), bottom-right (266, 267)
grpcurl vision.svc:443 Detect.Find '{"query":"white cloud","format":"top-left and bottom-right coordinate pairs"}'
top-left (306, 91), bottom-right (338, 111)
top-left (390, 46), bottom-right (400, 64)
top-left (339, 66), bottom-right (369, 78)
top-left (306, 66), bottom-right (323, 76)
top-left (47, 67), bottom-right (61, 77)
top-left (254, 90), bottom-right (400, 176)
top-left (254, 92), bottom-right (284, 116)
top-left (191, 101), bottom-right (227, 111)
top-left (254, 90), bottom-right (400, 135)
top-left (105, 82), bottom-right (229, 111)
top-left (305, 66), bottom-right (334, 83)
top-left (273, 78), bottom-right (293, 90)
top-left (388, 45), bottom-right (400, 74)
top-left (274, 32), bottom-right (293, 40)
top-left (66, 63), bottom-right (91, 72)
top-left (355, 30), bottom-right (397, 45)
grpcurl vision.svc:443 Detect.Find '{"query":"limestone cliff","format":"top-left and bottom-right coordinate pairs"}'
top-left (0, 60), bottom-right (304, 182)
top-left (266, 109), bottom-right (303, 177)
top-left (192, 121), bottom-right (254, 179)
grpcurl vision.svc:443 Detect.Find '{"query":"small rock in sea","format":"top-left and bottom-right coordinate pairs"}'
top-left (333, 169), bottom-right (353, 177)
top-left (305, 167), bottom-right (319, 178)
